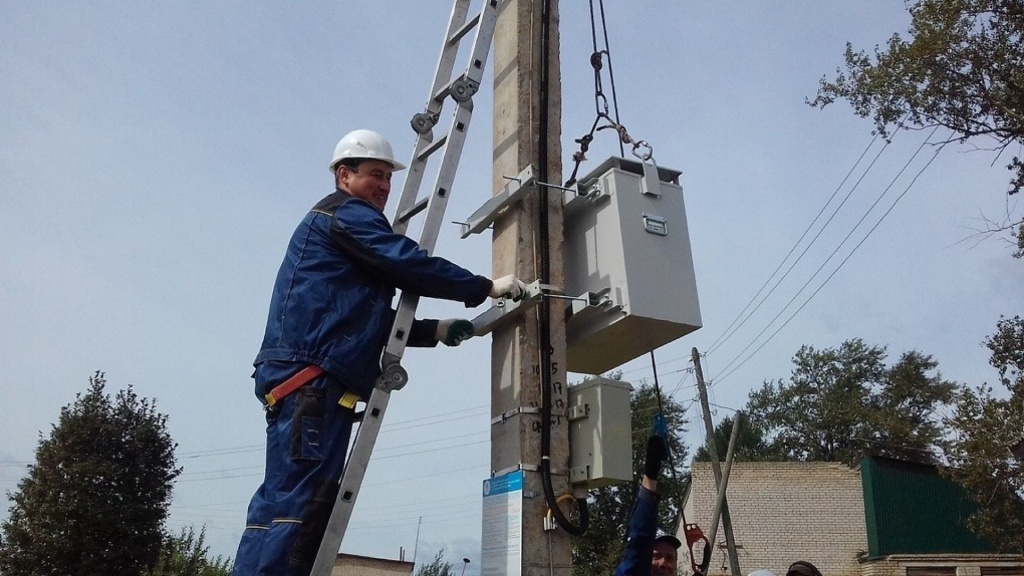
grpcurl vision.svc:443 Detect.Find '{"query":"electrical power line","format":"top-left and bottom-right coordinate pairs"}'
top-left (713, 128), bottom-right (948, 385)
top-left (706, 132), bottom-right (886, 356)
top-left (708, 136), bottom-right (894, 361)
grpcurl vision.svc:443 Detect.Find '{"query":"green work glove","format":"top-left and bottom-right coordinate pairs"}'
top-left (436, 319), bottom-right (475, 346)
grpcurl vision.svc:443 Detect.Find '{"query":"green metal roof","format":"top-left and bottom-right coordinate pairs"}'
top-left (861, 456), bottom-right (994, 556)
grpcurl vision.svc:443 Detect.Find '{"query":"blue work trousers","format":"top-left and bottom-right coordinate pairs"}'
top-left (233, 371), bottom-right (356, 576)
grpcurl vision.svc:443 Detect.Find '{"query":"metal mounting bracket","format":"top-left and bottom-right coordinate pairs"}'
top-left (460, 165), bottom-right (536, 238)
top-left (470, 280), bottom-right (550, 336)
top-left (565, 288), bottom-right (620, 323)
top-left (562, 178), bottom-right (610, 218)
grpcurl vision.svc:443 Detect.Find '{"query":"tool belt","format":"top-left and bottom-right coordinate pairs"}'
top-left (264, 365), bottom-right (360, 410)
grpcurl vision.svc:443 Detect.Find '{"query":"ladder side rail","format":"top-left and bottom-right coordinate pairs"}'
top-left (418, 105), bottom-right (474, 252)
top-left (386, 109), bottom-right (476, 364)
top-left (429, 0), bottom-right (473, 107)
top-left (390, 0), bottom-right (472, 232)
top-left (393, 0), bottom-right (498, 234)
top-left (398, 0), bottom-right (499, 247)
top-left (380, 292), bottom-right (419, 370)
top-left (383, 0), bottom-right (500, 362)
top-left (392, 134), bottom-right (435, 236)
top-left (309, 389), bottom-right (393, 576)
top-left (458, 0), bottom-right (500, 90)
top-left (383, 98), bottom-right (478, 365)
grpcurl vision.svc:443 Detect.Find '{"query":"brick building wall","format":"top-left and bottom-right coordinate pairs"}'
top-left (682, 462), bottom-right (868, 576)
top-left (331, 552), bottom-right (415, 576)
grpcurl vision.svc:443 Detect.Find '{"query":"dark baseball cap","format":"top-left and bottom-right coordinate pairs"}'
top-left (786, 561), bottom-right (822, 576)
top-left (655, 529), bottom-right (682, 549)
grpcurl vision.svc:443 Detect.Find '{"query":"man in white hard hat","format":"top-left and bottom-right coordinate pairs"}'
top-left (615, 435), bottom-right (681, 576)
top-left (233, 129), bottom-right (526, 576)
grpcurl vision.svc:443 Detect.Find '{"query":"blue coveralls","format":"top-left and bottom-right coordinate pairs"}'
top-left (233, 189), bottom-right (491, 576)
top-left (614, 485), bottom-right (660, 576)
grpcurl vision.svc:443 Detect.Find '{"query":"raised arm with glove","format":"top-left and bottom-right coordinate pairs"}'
top-left (614, 429), bottom-right (680, 576)
top-left (644, 434), bottom-right (669, 482)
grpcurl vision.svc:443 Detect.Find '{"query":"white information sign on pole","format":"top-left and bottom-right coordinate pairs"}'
top-left (480, 470), bottom-right (523, 576)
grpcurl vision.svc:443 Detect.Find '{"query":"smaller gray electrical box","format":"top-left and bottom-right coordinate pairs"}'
top-left (563, 157), bottom-right (702, 374)
top-left (567, 377), bottom-right (634, 488)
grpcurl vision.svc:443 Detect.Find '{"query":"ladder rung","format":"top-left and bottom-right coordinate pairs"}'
top-left (431, 78), bottom-right (456, 104)
top-left (416, 134), bottom-right (448, 162)
top-left (448, 13), bottom-right (481, 46)
top-left (396, 197), bottom-right (429, 224)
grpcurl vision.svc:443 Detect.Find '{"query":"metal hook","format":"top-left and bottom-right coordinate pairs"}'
top-left (632, 140), bottom-right (654, 162)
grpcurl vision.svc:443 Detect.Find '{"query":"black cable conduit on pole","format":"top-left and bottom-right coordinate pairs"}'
top-left (538, 0), bottom-right (588, 536)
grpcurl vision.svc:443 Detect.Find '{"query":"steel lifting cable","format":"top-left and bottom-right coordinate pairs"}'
top-left (565, 0), bottom-right (654, 188)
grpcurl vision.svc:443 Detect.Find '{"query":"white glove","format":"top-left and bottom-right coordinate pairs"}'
top-left (435, 319), bottom-right (474, 347)
top-left (489, 275), bottom-right (527, 301)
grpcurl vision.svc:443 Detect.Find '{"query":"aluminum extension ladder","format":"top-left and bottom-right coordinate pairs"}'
top-left (310, 1), bottom-right (500, 574)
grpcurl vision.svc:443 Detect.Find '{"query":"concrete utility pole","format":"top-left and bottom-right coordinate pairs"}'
top-left (491, 2), bottom-right (571, 576)
top-left (692, 348), bottom-right (742, 576)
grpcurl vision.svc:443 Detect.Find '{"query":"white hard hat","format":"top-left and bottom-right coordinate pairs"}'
top-left (749, 570), bottom-right (776, 576)
top-left (329, 129), bottom-right (406, 173)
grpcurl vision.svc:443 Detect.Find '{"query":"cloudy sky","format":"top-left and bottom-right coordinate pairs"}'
top-left (2, 1), bottom-right (1021, 571)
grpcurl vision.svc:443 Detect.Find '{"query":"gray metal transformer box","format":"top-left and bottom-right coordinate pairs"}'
top-left (567, 377), bottom-right (634, 488)
top-left (563, 157), bottom-right (702, 374)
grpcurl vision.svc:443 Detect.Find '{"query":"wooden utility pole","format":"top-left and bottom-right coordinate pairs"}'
top-left (708, 412), bottom-right (743, 553)
top-left (692, 347), bottom-right (742, 576)
top-left (490, 1), bottom-right (571, 576)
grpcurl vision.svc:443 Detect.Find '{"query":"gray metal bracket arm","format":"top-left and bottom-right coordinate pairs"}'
top-left (471, 280), bottom-right (566, 336)
top-left (459, 165), bottom-right (536, 238)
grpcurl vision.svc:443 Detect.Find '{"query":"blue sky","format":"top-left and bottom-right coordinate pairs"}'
top-left (2, 2), bottom-right (1021, 571)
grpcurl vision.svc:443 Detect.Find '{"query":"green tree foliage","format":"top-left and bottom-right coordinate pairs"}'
top-left (416, 549), bottom-right (455, 576)
top-left (0, 372), bottom-right (182, 576)
top-left (692, 415), bottom-right (778, 463)
top-left (944, 316), bottom-right (1024, 552)
top-left (571, 381), bottom-right (690, 576)
top-left (809, 0), bottom-right (1024, 256)
top-left (747, 339), bottom-right (957, 467)
top-left (143, 526), bottom-right (231, 576)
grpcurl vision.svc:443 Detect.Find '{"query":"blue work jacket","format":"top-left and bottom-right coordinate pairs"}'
top-left (615, 485), bottom-right (659, 576)
top-left (255, 189), bottom-right (492, 397)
